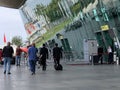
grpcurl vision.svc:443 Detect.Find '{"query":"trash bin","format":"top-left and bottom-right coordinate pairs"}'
top-left (92, 55), bottom-right (99, 65)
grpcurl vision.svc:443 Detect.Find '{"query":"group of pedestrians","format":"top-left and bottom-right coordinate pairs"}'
top-left (0, 41), bottom-right (116, 75)
top-left (28, 43), bottom-right (62, 75)
top-left (0, 41), bottom-right (62, 75)
top-left (98, 46), bottom-right (114, 64)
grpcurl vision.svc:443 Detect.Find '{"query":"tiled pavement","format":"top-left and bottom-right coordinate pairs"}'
top-left (0, 62), bottom-right (120, 90)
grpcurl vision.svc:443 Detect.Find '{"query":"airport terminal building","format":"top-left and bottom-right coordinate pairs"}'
top-left (19, 0), bottom-right (120, 63)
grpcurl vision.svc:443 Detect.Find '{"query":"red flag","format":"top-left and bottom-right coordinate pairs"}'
top-left (4, 34), bottom-right (6, 43)
top-left (27, 29), bottom-right (31, 34)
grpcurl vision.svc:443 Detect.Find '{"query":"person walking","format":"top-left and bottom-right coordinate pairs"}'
top-left (39, 44), bottom-right (48, 71)
top-left (98, 47), bottom-right (103, 64)
top-left (15, 45), bottom-right (22, 66)
top-left (0, 49), bottom-right (3, 65)
top-left (28, 43), bottom-right (38, 75)
top-left (2, 42), bottom-right (14, 74)
top-left (107, 46), bottom-right (113, 64)
top-left (53, 43), bottom-right (62, 66)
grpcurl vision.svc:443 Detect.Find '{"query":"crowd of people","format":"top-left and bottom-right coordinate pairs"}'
top-left (0, 41), bottom-right (116, 75)
top-left (0, 42), bottom-right (63, 75)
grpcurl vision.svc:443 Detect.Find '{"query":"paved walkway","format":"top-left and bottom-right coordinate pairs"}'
top-left (0, 62), bottom-right (120, 90)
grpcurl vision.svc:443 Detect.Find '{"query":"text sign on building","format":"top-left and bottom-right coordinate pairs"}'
top-left (101, 25), bottom-right (109, 31)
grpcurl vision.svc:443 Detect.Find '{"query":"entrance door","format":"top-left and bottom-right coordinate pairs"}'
top-left (61, 38), bottom-right (73, 60)
top-left (95, 29), bottom-right (114, 62)
top-left (61, 38), bottom-right (71, 52)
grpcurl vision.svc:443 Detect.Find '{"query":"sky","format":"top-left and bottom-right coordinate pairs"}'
top-left (0, 7), bottom-right (27, 45)
top-left (0, 0), bottom-right (52, 46)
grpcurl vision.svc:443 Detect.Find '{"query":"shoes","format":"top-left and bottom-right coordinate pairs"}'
top-left (31, 72), bottom-right (35, 75)
top-left (8, 72), bottom-right (11, 75)
top-left (42, 66), bottom-right (46, 71)
top-left (4, 71), bottom-right (6, 74)
top-left (42, 69), bottom-right (46, 71)
top-left (16, 64), bottom-right (20, 67)
top-left (4, 71), bottom-right (11, 75)
top-left (38, 66), bottom-right (40, 69)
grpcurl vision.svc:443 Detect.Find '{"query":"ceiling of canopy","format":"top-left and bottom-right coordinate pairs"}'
top-left (0, 0), bottom-right (26, 9)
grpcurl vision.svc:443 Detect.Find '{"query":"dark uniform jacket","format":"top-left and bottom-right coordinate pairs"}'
top-left (2, 46), bottom-right (14, 58)
top-left (53, 47), bottom-right (62, 59)
top-left (40, 47), bottom-right (48, 59)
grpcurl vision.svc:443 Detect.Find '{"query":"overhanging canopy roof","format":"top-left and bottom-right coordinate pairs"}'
top-left (0, 0), bottom-right (26, 9)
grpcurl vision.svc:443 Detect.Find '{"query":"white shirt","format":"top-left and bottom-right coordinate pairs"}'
top-left (107, 47), bottom-right (112, 53)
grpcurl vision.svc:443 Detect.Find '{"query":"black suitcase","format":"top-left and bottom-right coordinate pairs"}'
top-left (93, 55), bottom-right (99, 64)
top-left (54, 64), bottom-right (63, 70)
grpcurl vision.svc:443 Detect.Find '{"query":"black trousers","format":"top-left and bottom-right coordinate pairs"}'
top-left (54, 58), bottom-right (60, 65)
top-left (41, 59), bottom-right (46, 71)
top-left (108, 52), bottom-right (113, 64)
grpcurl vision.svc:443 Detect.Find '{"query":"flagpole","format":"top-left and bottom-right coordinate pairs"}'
top-left (4, 33), bottom-right (7, 45)
top-left (10, 33), bottom-right (12, 43)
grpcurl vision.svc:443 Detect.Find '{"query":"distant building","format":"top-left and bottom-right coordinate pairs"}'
top-left (19, 0), bottom-right (49, 44)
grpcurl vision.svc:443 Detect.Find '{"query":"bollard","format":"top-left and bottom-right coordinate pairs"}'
top-left (114, 52), bottom-right (116, 63)
top-left (89, 55), bottom-right (92, 65)
top-left (116, 57), bottom-right (119, 65)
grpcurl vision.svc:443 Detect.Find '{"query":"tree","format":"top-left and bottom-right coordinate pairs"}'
top-left (35, 0), bottom-right (62, 22)
top-left (70, 2), bottom-right (81, 16)
top-left (11, 36), bottom-right (23, 46)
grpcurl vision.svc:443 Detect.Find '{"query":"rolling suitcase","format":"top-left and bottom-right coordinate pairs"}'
top-left (54, 64), bottom-right (63, 71)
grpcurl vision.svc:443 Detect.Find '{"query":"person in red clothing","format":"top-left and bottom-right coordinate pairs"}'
top-left (15, 46), bottom-right (22, 66)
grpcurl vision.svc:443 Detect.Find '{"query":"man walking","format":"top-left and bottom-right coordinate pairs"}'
top-left (98, 47), bottom-right (103, 64)
top-left (107, 46), bottom-right (113, 64)
top-left (15, 45), bottom-right (22, 66)
top-left (53, 43), bottom-right (62, 65)
top-left (39, 44), bottom-right (48, 71)
top-left (28, 43), bottom-right (38, 75)
top-left (2, 42), bottom-right (14, 74)
top-left (0, 49), bottom-right (3, 65)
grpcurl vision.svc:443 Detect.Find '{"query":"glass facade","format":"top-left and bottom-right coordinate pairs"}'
top-left (19, 0), bottom-right (51, 43)
top-left (19, 0), bottom-right (120, 61)
top-left (62, 0), bottom-right (120, 61)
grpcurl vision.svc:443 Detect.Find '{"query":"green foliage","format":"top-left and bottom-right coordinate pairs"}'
top-left (35, 0), bottom-right (62, 22)
top-left (35, 4), bottom-right (45, 17)
top-left (34, 0), bottom-right (96, 22)
top-left (46, 0), bottom-right (62, 22)
top-left (12, 36), bottom-right (23, 46)
top-left (91, 0), bottom-right (95, 3)
top-left (77, 0), bottom-right (95, 10)
top-left (70, 2), bottom-right (81, 16)
top-left (36, 19), bottom-right (71, 47)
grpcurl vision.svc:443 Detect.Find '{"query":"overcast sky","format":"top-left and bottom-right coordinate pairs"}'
top-left (0, 0), bottom-right (52, 46)
top-left (0, 7), bottom-right (27, 45)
